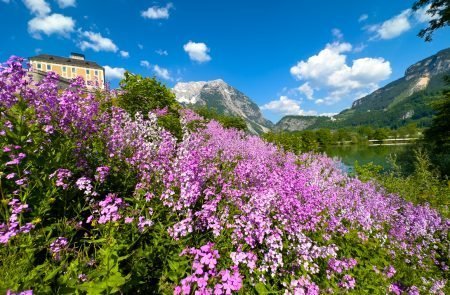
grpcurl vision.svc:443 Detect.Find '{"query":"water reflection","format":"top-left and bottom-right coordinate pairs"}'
top-left (323, 145), bottom-right (408, 173)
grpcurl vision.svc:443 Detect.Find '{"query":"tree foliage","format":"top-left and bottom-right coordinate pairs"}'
top-left (423, 76), bottom-right (450, 176)
top-left (194, 106), bottom-right (247, 132)
top-left (425, 76), bottom-right (450, 148)
top-left (355, 149), bottom-right (450, 217)
top-left (117, 72), bottom-right (180, 117)
top-left (117, 72), bottom-right (182, 138)
top-left (413, 0), bottom-right (450, 41)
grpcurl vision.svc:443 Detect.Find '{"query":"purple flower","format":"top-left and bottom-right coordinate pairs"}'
top-left (43, 125), bottom-right (54, 134)
top-left (0, 199), bottom-right (34, 244)
top-left (95, 166), bottom-right (110, 183)
top-left (49, 237), bottom-right (69, 261)
top-left (407, 286), bottom-right (420, 295)
top-left (88, 194), bottom-right (127, 225)
top-left (389, 283), bottom-right (403, 295)
top-left (76, 177), bottom-right (93, 195)
top-left (138, 216), bottom-right (153, 232)
top-left (78, 273), bottom-right (88, 282)
top-left (5, 158), bottom-right (20, 166)
top-left (15, 178), bottom-right (27, 186)
top-left (384, 265), bottom-right (396, 278)
top-left (6, 173), bottom-right (16, 179)
top-left (339, 274), bottom-right (356, 290)
top-left (50, 168), bottom-right (72, 190)
top-left (6, 290), bottom-right (33, 295)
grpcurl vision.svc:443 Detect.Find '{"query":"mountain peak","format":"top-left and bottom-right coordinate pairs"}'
top-left (173, 80), bottom-right (273, 134)
top-left (209, 78), bottom-right (226, 84)
top-left (404, 47), bottom-right (450, 81)
top-left (351, 47), bottom-right (450, 111)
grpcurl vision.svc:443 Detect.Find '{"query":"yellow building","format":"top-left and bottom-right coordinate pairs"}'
top-left (29, 53), bottom-right (105, 89)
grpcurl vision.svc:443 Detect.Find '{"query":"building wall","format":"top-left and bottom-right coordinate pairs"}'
top-left (30, 60), bottom-right (105, 89)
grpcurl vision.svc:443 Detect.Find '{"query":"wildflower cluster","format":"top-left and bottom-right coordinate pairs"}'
top-left (175, 243), bottom-right (243, 294)
top-left (0, 199), bottom-right (34, 244)
top-left (0, 56), bottom-right (448, 294)
top-left (49, 237), bottom-right (69, 261)
top-left (87, 193), bottom-right (126, 224)
top-left (49, 168), bottom-right (72, 190)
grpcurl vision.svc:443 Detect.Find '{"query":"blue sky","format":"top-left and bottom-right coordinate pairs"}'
top-left (0, 0), bottom-right (449, 122)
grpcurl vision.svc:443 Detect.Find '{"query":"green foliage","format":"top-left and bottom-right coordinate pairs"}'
top-left (117, 72), bottom-right (182, 138)
top-left (77, 240), bottom-right (130, 295)
top-left (355, 148), bottom-right (450, 217)
top-left (262, 131), bottom-right (320, 154)
top-left (117, 72), bottom-right (180, 117)
top-left (371, 128), bottom-right (391, 141)
top-left (194, 106), bottom-right (247, 132)
top-left (263, 126), bottom-right (419, 154)
top-left (424, 76), bottom-right (450, 176)
top-left (315, 128), bottom-right (333, 147)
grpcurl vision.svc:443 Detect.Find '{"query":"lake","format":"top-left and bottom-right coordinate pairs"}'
top-left (323, 145), bottom-right (408, 173)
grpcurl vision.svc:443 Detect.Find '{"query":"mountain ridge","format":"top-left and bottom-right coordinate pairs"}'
top-left (275, 47), bottom-right (450, 131)
top-left (173, 79), bottom-right (273, 134)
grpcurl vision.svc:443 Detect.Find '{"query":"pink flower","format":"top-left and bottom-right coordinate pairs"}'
top-left (6, 173), bottom-right (16, 179)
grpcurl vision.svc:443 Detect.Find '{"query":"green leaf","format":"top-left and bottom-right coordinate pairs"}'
top-left (255, 283), bottom-right (269, 294)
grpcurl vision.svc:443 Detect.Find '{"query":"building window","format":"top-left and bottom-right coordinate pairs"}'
top-left (46, 64), bottom-right (51, 70)
top-left (95, 70), bottom-right (98, 75)
top-left (62, 66), bottom-right (66, 72)
top-left (86, 69), bottom-right (90, 75)
top-left (37, 63), bottom-right (41, 69)
top-left (72, 67), bottom-right (76, 73)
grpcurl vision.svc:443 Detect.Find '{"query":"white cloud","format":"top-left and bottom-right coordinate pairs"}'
top-left (140, 60), bottom-right (150, 68)
top-left (290, 42), bottom-right (391, 105)
top-left (140, 61), bottom-right (172, 81)
top-left (55, 0), bottom-right (75, 8)
top-left (372, 9), bottom-right (412, 39)
top-left (298, 82), bottom-right (314, 100)
top-left (367, 6), bottom-right (436, 40)
top-left (137, 43), bottom-right (143, 50)
top-left (78, 31), bottom-right (118, 52)
top-left (358, 14), bottom-right (368, 22)
top-left (290, 42), bottom-right (352, 82)
top-left (120, 50), bottom-right (129, 58)
top-left (141, 3), bottom-right (173, 19)
top-left (353, 43), bottom-right (367, 53)
top-left (156, 49), bottom-right (168, 56)
top-left (183, 41), bottom-right (211, 63)
top-left (28, 13), bottom-right (75, 39)
top-left (153, 65), bottom-right (172, 80)
top-left (23, 0), bottom-right (51, 16)
top-left (332, 28), bottom-right (343, 40)
top-left (2, 0), bottom-right (11, 3)
top-left (261, 96), bottom-right (317, 116)
top-left (104, 66), bottom-right (125, 80)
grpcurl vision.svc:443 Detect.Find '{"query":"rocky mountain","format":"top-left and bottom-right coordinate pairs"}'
top-left (275, 48), bottom-right (450, 131)
top-left (350, 48), bottom-right (450, 112)
top-left (274, 116), bottom-right (332, 132)
top-left (173, 79), bottom-right (273, 134)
